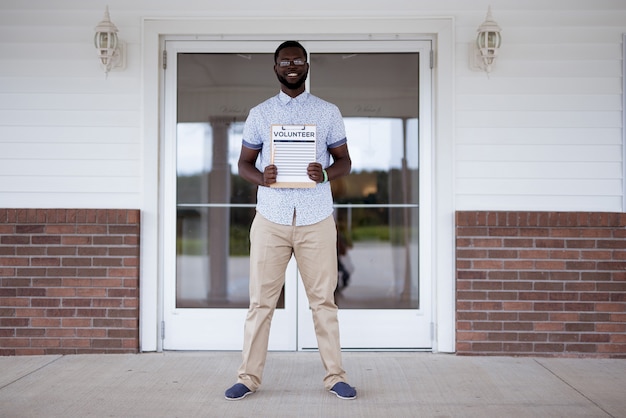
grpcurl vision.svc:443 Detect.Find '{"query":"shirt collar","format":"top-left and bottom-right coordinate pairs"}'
top-left (278, 90), bottom-right (309, 105)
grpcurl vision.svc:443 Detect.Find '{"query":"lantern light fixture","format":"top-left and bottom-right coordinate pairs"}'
top-left (94, 6), bottom-right (125, 75)
top-left (470, 6), bottom-right (502, 74)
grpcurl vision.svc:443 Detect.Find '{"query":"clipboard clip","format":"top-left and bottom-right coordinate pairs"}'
top-left (281, 125), bottom-right (306, 131)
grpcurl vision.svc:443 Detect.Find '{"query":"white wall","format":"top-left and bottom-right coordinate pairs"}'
top-left (1, 0), bottom-right (624, 210)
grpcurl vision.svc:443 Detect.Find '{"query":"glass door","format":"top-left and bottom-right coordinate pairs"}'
top-left (162, 41), bottom-right (297, 350)
top-left (162, 38), bottom-right (432, 350)
top-left (297, 41), bottom-right (433, 349)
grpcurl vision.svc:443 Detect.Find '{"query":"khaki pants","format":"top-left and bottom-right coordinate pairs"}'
top-left (236, 213), bottom-right (346, 391)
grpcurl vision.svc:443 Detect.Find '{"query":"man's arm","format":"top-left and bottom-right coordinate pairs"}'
top-left (237, 145), bottom-right (277, 186)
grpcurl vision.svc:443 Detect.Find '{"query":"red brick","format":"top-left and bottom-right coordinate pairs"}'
top-left (473, 281), bottom-right (503, 290)
top-left (1, 236), bottom-right (29, 245)
top-left (503, 239), bottom-right (534, 248)
top-left (76, 328), bottom-right (106, 338)
top-left (472, 342), bottom-right (503, 352)
top-left (61, 318), bottom-right (92, 327)
top-left (92, 339), bottom-right (122, 348)
top-left (565, 323), bottom-right (595, 332)
top-left (580, 292), bottom-right (610, 301)
top-left (534, 322), bottom-right (563, 331)
top-left (15, 308), bottom-right (45, 317)
top-left (502, 343), bottom-right (534, 352)
top-left (32, 236), bottom-right (61, 245)
top-left (563, 302), bottom-right (595, 311)
top-left (15, 225), bottom-right (44, 234)
top-left (489, 228), bottom-right (519, 237)
top-left (61, 236), bottom-right (91, 245)
top-left (31, 338), bottom-right (61, 347)
top-left (108, 269), bottom-right (138, 278)
top-left (534, 343), bottom-right (565, 352)
top-left (565, 261), bottom-right (596, 270)
top-left (93, 236), bottom-right (123, 245)
top-left (456, 321), bottom-right (471, 330)
top-left (45, 308), bottom-right (77, 317)
top-left (502, 301), bottom-right (533, 311)
top-left (503, 260), bottom-right (534, 269)
top-left (76, 309), bottom-right (107, 318)
top-left (582, 250), bottom-right (612, 260)
top-left (549, 292), bottom-right (578, 301)
top-left (518, 332), bottom-right (547, 341)
top-left (519, 228), bottom-right (549, 237)
top-left (0, 258), bottom-right (29, 267)
top-left (487, 332), bottom-right (518, 341)
top-left (45, 225), bottom-right (76, 234)
top-left (565, 344), bottom-right (597, 353)
top-left (567, 240), bottom-right (596, 249)
top-left (46, 328), bottom-right (76, 338)
top-left (61, 338), bottom-right (91, 348)
top-left (31, 318), bottom-right (61, 327)
top-left (488, 271), bottom-right (519, 280)
top-left (62, 299), bottom-right (92, 307)
top-left (109, 225), bottom-right (139, 234)
top-left (0, 317), bottom-right (30, 327)
top-left (548, 333), bottom-right (578, 342)
top-left (47, 288), bottom-right (77, 297)
top-left (123, 257), bottom-right (139, 267)
top-left (597, 323), bottom-right (626, 332)
top-left (457, 249), bottom-right (488, 258)
top-left (76, 225), bottom-right (107, 234)
top-left (565, 282), bottom-right (595, 291)
top-left (581, 334), bottom-right (610, 343)
top-left (597, 261), bottom-right (626, 271)
top-left (519, 292), bottom-right (549, 301)
top-left (0, 298), bottom-right (29, 307)
top-left (16, 247), bottom-right (45, 256)
top-left (596, 303), bottom-right (626, 312)
top-left (93, 258), bottom-right (122, 267)
top-left (518, 249), bottom-right (549, 259)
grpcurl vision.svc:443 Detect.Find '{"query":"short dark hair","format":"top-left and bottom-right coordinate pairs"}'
top-left (274, 40), bottom-right (308, 63)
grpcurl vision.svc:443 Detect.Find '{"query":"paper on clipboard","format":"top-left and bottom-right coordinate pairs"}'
top-left (270, 124), bottom-right (317, 188)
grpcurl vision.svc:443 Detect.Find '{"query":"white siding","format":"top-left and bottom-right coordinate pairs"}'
top-left (455, 5), bottom-right (626, 211)
top-left (0, 4), bottom-right (142, 208)
top-left (0, 0), bottom-right (624, 211)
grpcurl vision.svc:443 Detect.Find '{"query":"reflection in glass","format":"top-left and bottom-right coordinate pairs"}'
top-left (333, 118), bottom-right (419, 309)
top-left (175, 52), bottom-right (419, 310)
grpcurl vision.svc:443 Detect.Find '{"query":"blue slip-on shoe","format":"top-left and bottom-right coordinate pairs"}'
top-left (330, 382), bottom-right (357, 400)
top-left (225, 383), bottom-right (253, 400)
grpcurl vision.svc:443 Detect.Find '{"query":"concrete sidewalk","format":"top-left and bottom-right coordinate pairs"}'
top-left (0, 352), bottom-right (624, 417)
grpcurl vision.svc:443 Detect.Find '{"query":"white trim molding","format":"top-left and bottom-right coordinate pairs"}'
top-left (623, 34), bottom-right (626, 212)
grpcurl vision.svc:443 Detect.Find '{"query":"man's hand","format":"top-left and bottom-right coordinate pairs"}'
top-left (263, 164), bottom-right (277, 186)
top-left (307, 163), bottom-right (324, 183)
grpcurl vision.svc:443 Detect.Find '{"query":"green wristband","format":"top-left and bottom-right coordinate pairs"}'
top-left (322, 169), bottom-right (328, 183)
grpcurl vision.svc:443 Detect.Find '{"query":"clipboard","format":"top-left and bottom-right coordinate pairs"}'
top-left (270, 124), bottom-right (317, 188)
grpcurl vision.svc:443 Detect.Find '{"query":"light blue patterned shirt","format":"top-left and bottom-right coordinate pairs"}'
top-left (242, 90), bottom-right (347, 226)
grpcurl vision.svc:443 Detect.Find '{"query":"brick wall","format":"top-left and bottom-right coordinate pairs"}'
top-left (456, 211), bottom-right (626, 357)
top-left (0, 209), bottom-right (140, 355)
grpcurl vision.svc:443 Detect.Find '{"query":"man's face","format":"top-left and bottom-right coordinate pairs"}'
top-left (274, 46), bottom-right (309, 90)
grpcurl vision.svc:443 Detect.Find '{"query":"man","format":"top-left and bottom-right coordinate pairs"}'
top-left (224, 41), bottom-right (357, 400)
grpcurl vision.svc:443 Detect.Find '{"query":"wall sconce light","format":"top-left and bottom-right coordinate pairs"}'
top-left (470, 6), bottom-right (502, 74)
top-left (94, 6), bottom-right (125, 75)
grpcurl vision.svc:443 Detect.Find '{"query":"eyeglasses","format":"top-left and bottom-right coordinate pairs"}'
top-left (278, 59), bottom-right (306, 67)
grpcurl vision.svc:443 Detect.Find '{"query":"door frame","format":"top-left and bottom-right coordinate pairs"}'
top-left (162, 39), bottom-right (434, 351)
top-left (140, 17), bottom-right (455, 353)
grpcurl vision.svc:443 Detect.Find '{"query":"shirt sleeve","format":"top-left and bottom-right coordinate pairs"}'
top-left (242, 107), bottom-right (263, 150)
top-left (326, 104), bottom-right (347, 148)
